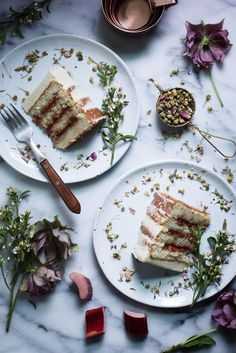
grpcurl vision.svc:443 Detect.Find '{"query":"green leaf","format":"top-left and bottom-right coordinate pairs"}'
top-left (161, 330), bottom-right (217, 353)
top-left (183, 335), bottom-right (215, 349)
top-left (207, 236), bottom-right (216, 252)
top-left (71, 244), bottom-right (78, 252)
top-left (222, 219), bottom-right (227, 231)
top-left (19, 190), bottom-right (31, 200)
top-left (120, 134), bottom-right (137, 142)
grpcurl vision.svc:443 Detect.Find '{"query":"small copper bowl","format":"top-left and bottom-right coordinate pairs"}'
top-left (101, 0), bottom-right (165, 35)
top-left (148, 79), bottom-right (196, 132)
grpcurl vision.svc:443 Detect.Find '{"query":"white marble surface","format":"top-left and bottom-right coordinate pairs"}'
top-left (0, 0), bottom-right (236, 352)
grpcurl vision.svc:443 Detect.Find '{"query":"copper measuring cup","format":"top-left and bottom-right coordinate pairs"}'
top-left (149, 78), bottom-right (236, 159)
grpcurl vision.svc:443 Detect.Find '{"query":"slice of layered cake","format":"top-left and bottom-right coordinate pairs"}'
top-left (22, 67), bottom-right (106, 149)
top-left (133, 192), bottom-right (210, 272)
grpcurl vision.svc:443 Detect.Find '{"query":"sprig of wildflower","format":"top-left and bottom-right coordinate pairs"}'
top-left (101, 86), bottom-right (136, 164)
top-left (0, 0), bottom-right (52, 45)
top-left (96, 62), bottom-right (117, 87)
top-left (91, 60), bottom-right (136, 165)
top-left (191, 220), bottom-right (235, 305)
top-left (0, 187), bottom-right (76, 332)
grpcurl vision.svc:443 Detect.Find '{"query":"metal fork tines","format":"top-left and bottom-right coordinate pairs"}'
top-left (1, 103), bottom-right (32, 141)
top-left (0, 103), bottom-right (45, 162)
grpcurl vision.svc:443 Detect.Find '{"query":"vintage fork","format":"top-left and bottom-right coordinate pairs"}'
top-left (0, 104), bottom-right (81, 214)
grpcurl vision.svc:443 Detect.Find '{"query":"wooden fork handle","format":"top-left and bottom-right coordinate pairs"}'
top-left (40, 159), bottom-right (81, 214)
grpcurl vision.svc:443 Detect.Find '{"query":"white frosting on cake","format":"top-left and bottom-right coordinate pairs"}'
top-left (22, 66), bottom-right (95, 113)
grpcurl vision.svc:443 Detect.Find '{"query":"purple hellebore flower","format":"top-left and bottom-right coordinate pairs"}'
top-left (33, 218), bottom-right (77, 264)
top-left (26, 266), bottom-right (61, 296)
top-left (212, 290), bottom-right (236, 329)
top-left (52, 227), bottom-right (75, 260)
top-left (33, 230), bottom-right (56, 264)
top-left (184, 19), bottom-right (232, 68)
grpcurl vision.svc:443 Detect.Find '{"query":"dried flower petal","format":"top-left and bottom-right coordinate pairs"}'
top-left (87, 152), bottom-right (97, 161)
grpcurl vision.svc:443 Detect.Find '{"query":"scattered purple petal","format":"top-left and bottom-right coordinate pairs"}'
top-left (179, 111), bottom-right (192, 120)
top-left (87, 152), bottom-right (97, 161)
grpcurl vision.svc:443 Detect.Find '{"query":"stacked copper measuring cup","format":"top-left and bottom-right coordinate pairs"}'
top-left (101, 0), bottom-right (176, 35)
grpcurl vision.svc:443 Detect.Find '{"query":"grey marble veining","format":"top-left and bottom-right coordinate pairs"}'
top-left (0, 0), bottom-right (236, 352)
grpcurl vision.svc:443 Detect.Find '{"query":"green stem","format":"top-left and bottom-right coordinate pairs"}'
top-left (6, 281), bottom-right (17, 332)
top-left (6, 274), bottom-right (24, 332)
top-left (110, 144), bottom-right (116, 166)
top-left (208, 69), bottom-right (224, 108)
top-left (0, 266), bottom-right (11, 291)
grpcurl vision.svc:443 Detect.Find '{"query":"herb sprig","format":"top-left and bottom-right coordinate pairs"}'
top-left (160, 328), bottom-right (216, 353)
top-left (96, 62), bottom-right (117, 87)
top-left (90, 59), bottom-right (137, 165)
top-left (0, 188), bottom-right (32, 331)
top-left (191, 220), bottom-right (235, 305)
top-left (0, 0), bottom-right (52, 45)
top-left (0, 187), bottom-right (76, 332)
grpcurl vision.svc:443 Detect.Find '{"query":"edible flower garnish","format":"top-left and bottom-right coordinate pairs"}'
top-left (184, 19), bottom-right (232, 107)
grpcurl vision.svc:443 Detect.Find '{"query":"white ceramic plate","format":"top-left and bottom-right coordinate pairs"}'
top-left (0, 34), bottom-right (139, 183)
top-left (93, 160), bottom-right (236, 308)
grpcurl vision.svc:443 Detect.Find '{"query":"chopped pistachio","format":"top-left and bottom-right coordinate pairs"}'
top-left (60, 162), bottom-right (69, 172)
top-left (119, 267), bottom-right (135, 282)
top-left (187, 172), bottom-right (210, 191)
top-left (170, 68), bottom-right (179, 76)
top-left (195, 144), bottom-right (204, 155)
top-left (114, 199), bottom-right (123, 208)
top-left (76, 50), bottom-right (83, 61)
top-left (212, 188), bottom-right (232, 212)
top-left (178, 189), bottom-right (185, 195)
top-left (169, 169), bottom-right (182, 183)
top-left (150, 183), bottom-right (160, 193)
top-left (221, 166), bottom-right (234, 184)
top-left (113, 252), bottom-right (121, 260)
top-left (104, 221), bottom-right (119, 242)
top-left (203, 94), bottom-right (211, 106)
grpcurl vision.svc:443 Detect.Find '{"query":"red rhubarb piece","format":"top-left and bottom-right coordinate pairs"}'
top-left (70, 272), bottom-right (92, 300)
top-left (85, 307), bottom-right (106, 338)
top-left (124, 310), bottom-right (148, 336)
